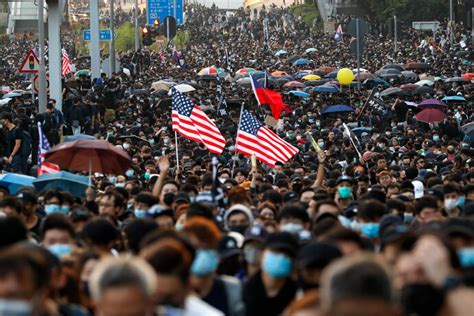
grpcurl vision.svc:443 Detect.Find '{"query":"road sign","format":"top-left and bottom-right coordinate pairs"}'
top-left (164, 16), bottom-right (177, 39)
top-left (347, 19), bottom-right (368, 37)
top-left (18, 49), bottom-right (40, 73)
top-left (147, 0), bottom-right (183, 26)
top-left (33, 74), bottom-right (49, 94)
top-left (83, 29), bottom-right (116, 41)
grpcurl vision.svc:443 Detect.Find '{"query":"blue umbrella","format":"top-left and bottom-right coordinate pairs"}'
top-left (33, 171), bottom-right (90, 197)
top-left (64, 134), bottom-right (96, 142)
top-left (305, 47), bottom-right (317, 54)
top-left (294, 71), bottom-right (312, 80)
top-left (313, 85), bottom-right (339, 94)
top-left (445, 77), bottom-right (468, 83)
top-left (251, 71), bottom-right (266, 80)
top-left (0, 173), bottom-right (35, 194)
top-left (363, 78), bottom-right (390, 87)
top-left (293, 58), bottom-right (312, 66)
top-left (352, 127), bottom-right (373, 137)
top-left (442, 96), bottom-right (467, 103)
top-left (320, 105), bottom-right (354, 114)
top-left (275, 50), bottom-right (288, 56)
top-left (288, 90), bottom-right (310, 98)
top-left (2, 92), bottom-right (21, 99)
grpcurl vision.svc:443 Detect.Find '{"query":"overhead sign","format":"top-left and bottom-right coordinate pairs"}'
top-left (19, 49), bottom-right (40, 73)
top-left (83, 29), bottom-right (116, 41)
top-left (33, 74), bottom-right (50, 94)
top-left (147, 0), bottom-right (183, 26)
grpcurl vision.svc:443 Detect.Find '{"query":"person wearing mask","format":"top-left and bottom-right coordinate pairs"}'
top-left (224, 204), bottom-right (254, 234)
top-left (182, 217), bottom-right (245, 316)
top-left (243, 232), bottom-right (298, 316)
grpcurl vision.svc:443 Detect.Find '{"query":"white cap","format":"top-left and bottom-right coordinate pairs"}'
top-left (412, 180), bottom-right (424, 199)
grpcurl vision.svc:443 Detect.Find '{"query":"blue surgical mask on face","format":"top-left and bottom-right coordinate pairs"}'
top-left (45, 204), bottom-right (61, 215)
top-left (134, 209), bottom-right (148, 218)
top-left (280, 223), bottom-right (304, 234)
top-left (458, 248), bottom-right (474, 268)
top-left (0, 299), bottom-right (32, 316)
top-left (457, 196), bottom-right (465, 207)
top-left (144, 172), bottom-right (151, 180)
top-left (433, 135), bottom-right (440, 142)
top-left (262, 251), bottom-right (292, 278)
top-left (60, 205), bottom-right (70, 214)
top-left (125, 169), bottom-right (134, 177)
top-left (191, 249), bottom-right (219, 276)
top-left (338, 187), bottom-right (352, 199)
top-left (48, 243), bottom-right (73, 258)
top-left (360, 223), bottom-right (380, 239)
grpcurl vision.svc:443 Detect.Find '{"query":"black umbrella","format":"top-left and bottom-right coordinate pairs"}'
top-left (382, 64), bottom-right (404, 71)
top-left (413, 86), bottom-right (435, 95)
top-left (131, 89), bottom-right (150, 96)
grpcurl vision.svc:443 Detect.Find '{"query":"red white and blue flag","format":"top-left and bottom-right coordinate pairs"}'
top-left (236, 110), bottom-right (298, 167)
top-left (335, 24), bottom-right (343, 42)
top-left (62, 48), bottom-right (71, 76)
top-left (37, 122), bottom-right (60, 176)
top-left (250, 74), bottom-right (287, 120)
top-left (171, 88), bottom-right (225, 155)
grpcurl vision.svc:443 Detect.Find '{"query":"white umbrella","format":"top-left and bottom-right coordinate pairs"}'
top-left (122, 68), bottom-right (131, 77)
top-left (174, 84), bottom-right (196, 93)
top-left (0, 98), bottom-right (11, 105)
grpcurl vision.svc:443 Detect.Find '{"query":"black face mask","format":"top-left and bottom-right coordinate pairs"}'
top-left (228, 224), bottom-right (249, 235)
top-left (163, 193), bottom-right (176, 206)
top-left (292, 182), bottom-right (303, 194)
top-left (217, 256), bottom-right (242, 276)
top-left (401, 283), bottom-right (445, 316)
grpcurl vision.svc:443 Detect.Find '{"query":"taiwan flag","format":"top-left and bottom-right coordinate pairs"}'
top-left (250, 75), bottom-right (287, 120)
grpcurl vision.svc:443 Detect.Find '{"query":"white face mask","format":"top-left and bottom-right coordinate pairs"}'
top-left (280, 223), bottom-right (304, 234)
top-left (123, 143), bottom-right (130, 150)
top-left (0, 299), bottom-right (32, 316)
top-left (444, 199), bottom-right (458, 211)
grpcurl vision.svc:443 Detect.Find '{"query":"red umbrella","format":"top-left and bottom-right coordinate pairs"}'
top-left (283, 81), bottom-right (305, 88)
top-left (415, 108), bottom-right (446, 123)
top-left (45, 139), bottom-right (132, 175)
top-left (400, 84), bottom-right (418, 91)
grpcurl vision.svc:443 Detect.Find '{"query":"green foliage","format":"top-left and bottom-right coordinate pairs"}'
top-left (290, 3), bottom-right (320, 28)
top-left (173, 30), bottom-right (190, 49)
top-left (115, 22), bottom-right (137, 52)
top-left (357, 0), bottom-right (449, 23)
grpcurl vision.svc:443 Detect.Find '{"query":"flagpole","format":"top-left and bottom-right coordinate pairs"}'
top-left (231, 102), bottom-right (245, 177)
top-left (174, 131), bottom-right (180, 173)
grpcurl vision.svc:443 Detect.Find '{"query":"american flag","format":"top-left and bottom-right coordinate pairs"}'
top-left (62, 48), bottom-right (71, 76)
top-left (171, 88), bottom-right (225, 155)
top-left (37, 122), bottom-right (60, 176)
top-left (236, 110), bottom-right (298, 167)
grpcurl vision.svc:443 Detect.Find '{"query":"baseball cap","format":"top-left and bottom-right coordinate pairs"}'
top-left (380, 225), bottom-right (410, 249)
top-left (16, 191), bottom-right (37, 204)
top-left (174, 192), bottom-right (190, 204)
top-left (283, 191), bottom-right (298, 203)
top-left (244, 225), bottom-right (269, 244)
top-left (264, 232), bottom-right (299, 257)
top-left (442, 218), bottom-right (474, 238)
top-left (412, 180), bottom-right (424, 199)
top-left (148, 205), bottom-right (174, 218)
top-left (218, 235), bottom-right (241, 259)
top-left (336, 175), bottom-right (353, 185)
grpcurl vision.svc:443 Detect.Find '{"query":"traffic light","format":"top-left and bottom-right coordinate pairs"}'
top-left (154, 19), bottom-right (160, 26)
top-left (28, 55), bottom-right (35, 70)
top-left (142, 26), bottom-right (152, 46)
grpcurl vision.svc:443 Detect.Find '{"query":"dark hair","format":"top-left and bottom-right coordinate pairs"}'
top-left (101, 191), bottom-right (124, 208)
top-left (443, 183), bottom-right (461, 195)
top-left (279, 203), bottom-right (310, 223)
top-left (135, 192), bottom-right (159, 207)
top-left (40, 213), bottom-right (75, 241)
top-left (0, 196), bottom-right (24, 215)
top-left (43, 189), bottom-right (64, 205)
top-left (414, 196), bottom-right (439, 216)
top-left (0, 216), bottom-right (27, 249)
top-left (357, 199), bottom-right (386, 222)
top-left (124, 219), bottom-right (158, 254)
top-left (1, 112), bottom-right (13, 123)
top-left (81, 218), bottom-right (120, 247)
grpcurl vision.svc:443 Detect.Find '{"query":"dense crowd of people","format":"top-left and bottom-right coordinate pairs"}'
top-left (0, 2), bottom-right (473, 315)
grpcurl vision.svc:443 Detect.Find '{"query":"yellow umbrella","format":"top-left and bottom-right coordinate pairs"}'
top-left (302, 74), bottom-right (321, 81)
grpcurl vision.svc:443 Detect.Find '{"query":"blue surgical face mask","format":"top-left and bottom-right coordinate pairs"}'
top-left (457, 196), bottom-right (465, 207)
top-left (144, 172), bottom-right (151, 180)
top-left (433, 135), bottom-right (440, 142)
top-left (60, 205), bottom-right (70, 214)
top-left (458, 248), bottom-right (474, 268)
top-left (0, 299), bottom-right (32, 316)
top-left (360, 223), bottom-right (380, 239)
top-left (125, 169), bottom-right (134, 177)
top-left (191, 249), bottom-right (219, 276)
top-left (108, 176), bottom-right (116, 184)
top-left (134, 209), bottom-right (148, 218)
top-left (338, 187), bottom-right (352, 199)
top-left (48, 243), bottom-right (73, 258)
top-left (280, 223), bottom-right (304, 234)
top-left (45, 204), bottom-right (61, 215)
top-left (262, 251), bottom-right (292, 278)
top-left (115, 182), bottom-right (125, 188)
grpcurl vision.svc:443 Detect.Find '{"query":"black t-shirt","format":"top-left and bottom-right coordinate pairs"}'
top-left (5, 126), bottom-right (21, 156)
top-left (243, 271), bottom-right (297, 316)
top-left (202, 277), bottom-right (229, 315)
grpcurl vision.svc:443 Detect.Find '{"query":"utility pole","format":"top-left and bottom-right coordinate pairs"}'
top-left (37, 0), bottom-right (47, 113)
top-left (134, 0), bottom-right (139, 51)
top-left (356, 18), bottom-right (360, 91)
top-left (90, 0), bottom-right (100, 80)
top-left (110, 0), bottom-right (116, 76)
top-left (394, 15), bottom-right (398, 55)
top-left (450, 0), bottom-right (454, 45)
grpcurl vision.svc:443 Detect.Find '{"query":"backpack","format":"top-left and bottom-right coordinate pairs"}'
top-left (20, 130), bottom-right (32, 157)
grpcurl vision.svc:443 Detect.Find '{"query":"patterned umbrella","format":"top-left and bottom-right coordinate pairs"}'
top-left (198, 67), bottom-right (224, 76)
top-left (236, 68), bottom-right (257, 74)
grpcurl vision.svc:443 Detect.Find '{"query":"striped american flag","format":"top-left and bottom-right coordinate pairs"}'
top-left (171, 88), bottom-right (225, 155)
top-left (37, 122), bottom-right (60, 176)
top-left (62, 48), bottom-right (71, 76)
top-left (236, 110), bottom-right (298, 167)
